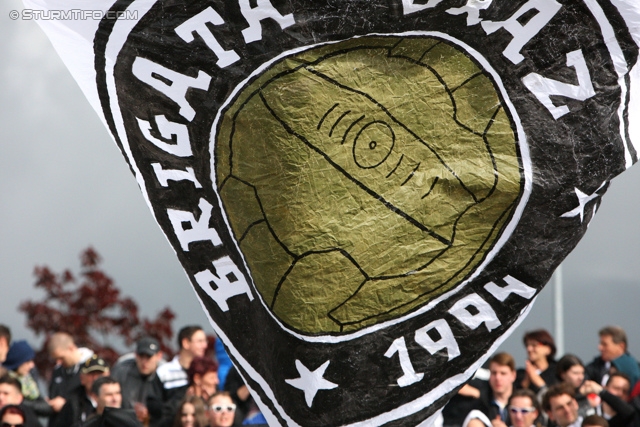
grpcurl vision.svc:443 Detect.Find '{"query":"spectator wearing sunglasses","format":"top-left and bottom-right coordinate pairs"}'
top-left (508, 389), bottom-right (542, 427)
top-left (223, 366), bottom-right (252, 425)
top-left (0, 404), bottom-right (25, 427)
top-left (207, 392), bottom-right (235, 427)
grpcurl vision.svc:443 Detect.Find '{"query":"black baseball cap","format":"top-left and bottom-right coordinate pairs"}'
top-left (136, 337), bottom-right (160, 356)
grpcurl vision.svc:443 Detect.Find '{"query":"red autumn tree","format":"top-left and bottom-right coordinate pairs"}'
top-left (20, 247), bottom-right (176, 378)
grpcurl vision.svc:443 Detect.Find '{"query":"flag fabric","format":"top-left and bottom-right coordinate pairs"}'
top-left (24, 0), bottom-right (640, 425)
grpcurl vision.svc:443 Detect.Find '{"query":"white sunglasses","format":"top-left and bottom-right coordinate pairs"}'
top-left (210, 404), bottom-right (237, 413)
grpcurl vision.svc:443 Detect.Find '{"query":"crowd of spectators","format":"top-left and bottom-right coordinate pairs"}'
top-left (0, 324), bottom-right (266, 427)
top-left (440, 326), bottom-right (640, 427)
top-left (2, 323), bottom-right (640, 427)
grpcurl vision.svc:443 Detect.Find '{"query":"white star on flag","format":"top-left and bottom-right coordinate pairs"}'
top-left (285, 359), bottom-right (338, 407)
top-left (561, 181), bottom-right (607, 223)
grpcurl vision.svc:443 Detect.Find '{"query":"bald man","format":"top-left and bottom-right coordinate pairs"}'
top-left (47, 333), bottom-right (93, 425)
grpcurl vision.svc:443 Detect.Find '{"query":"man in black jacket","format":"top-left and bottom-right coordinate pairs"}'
top-left (53, 355), bottom-right (109, 427)
top-left (455, 353), bottom-right (517, 427)
top-left (0, 375), bottom-right (42, 427)
top-left (82, 377), bottom-right (142, 427)
top-left (112, 336), bottom-right (162, 424)
top-left (147, 325), bottom-right (207, 427)
top-left (47, 332), bottom-right (94, 425)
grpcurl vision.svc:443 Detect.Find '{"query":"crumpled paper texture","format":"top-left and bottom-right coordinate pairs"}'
top-left (216, 36), bottom-right (522, 334)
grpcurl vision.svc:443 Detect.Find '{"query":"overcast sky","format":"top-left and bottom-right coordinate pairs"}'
top-left (3, 0), bottom-right (640, 367)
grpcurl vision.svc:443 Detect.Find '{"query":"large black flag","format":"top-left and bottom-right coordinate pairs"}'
top-left (25, 0), bottom-right (640, 425)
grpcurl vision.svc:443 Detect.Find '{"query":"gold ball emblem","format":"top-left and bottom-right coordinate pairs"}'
top-left (215, 36), bottom-right (522, 335)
